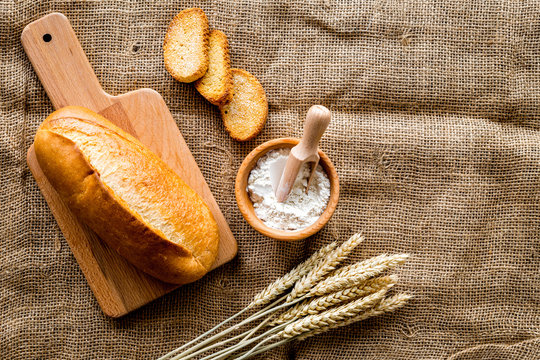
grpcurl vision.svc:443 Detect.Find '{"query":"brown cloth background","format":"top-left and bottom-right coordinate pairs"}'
top-left (1, 0), bottom-right (540, 359)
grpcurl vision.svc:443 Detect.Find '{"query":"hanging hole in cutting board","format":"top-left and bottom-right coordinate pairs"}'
top-left (43, 33), bottom-right (52, 42)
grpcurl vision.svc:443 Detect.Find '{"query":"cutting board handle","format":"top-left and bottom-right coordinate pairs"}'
top-left (21, 12), bottom-right (111, 111)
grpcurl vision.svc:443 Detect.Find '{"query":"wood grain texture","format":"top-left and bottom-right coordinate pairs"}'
top-left (22, 12), bottom-right (237, 317)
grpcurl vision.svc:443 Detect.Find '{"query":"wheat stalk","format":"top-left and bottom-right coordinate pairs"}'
top-left (272, 275), bottom-right (397, 326)
top-left (162, 242), bottom-right (338, 360)
top-left (250, 241), bottom-right (338, 307)
top-left (308, 253), bottom-right (408, 297)
top-left (158, 234), bottom-right (411, 360)
top-left (286, 234), bottom-right (364, 302)
top-left (296, 293), bottom-right (412, 341)
top-left (230, 293), bottom-right (412, 360)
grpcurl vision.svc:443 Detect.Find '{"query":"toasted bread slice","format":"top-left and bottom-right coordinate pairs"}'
top-left (164, 8), bottom-right (209, 83)
top-left (195, 30), bottom-right (232, 105)
top-left (219, 69), bottom-right (268, 141)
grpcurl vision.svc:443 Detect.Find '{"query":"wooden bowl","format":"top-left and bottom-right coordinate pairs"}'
top-left (235, 138), bottom-right (339, 241)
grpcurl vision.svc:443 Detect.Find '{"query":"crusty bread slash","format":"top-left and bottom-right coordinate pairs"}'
top-left (219, 69), bottom-right (268, 141)
top-left (34, 106), bottom-right (219, 285)
top-left (163, 8), bottom-right (209, 83)
top-left (194, 30), bottom-right (232, 105)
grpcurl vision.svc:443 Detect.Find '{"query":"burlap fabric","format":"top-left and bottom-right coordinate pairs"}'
top-left (2, 0), bottom-right (539, 359)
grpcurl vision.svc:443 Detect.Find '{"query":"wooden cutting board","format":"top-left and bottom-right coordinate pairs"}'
top-left (21, 12), bottom-right (237, 317)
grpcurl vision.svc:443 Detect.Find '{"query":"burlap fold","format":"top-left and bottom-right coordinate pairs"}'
top-left (1, 0), bottom-right (539, 359)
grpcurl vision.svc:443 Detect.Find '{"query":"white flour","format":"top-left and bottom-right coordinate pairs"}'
top-left (247, 148), bottom-right (330, 231)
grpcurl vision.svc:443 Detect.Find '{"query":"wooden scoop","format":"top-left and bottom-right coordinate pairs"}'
top-left (275, 105), bottom-right (331, 202)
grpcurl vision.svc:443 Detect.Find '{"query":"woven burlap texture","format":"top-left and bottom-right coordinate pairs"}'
top-left (1, 0), bottom-right (539, 359)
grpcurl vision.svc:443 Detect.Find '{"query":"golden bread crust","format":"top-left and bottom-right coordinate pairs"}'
top-left (194, 30), bottom-right (233, 105)
top-left (163, 8), bottom-right (209, 83)
top-left (219, 69), bottom-right (268, 141)
top-left (34, 106), bottom-right (219, 284)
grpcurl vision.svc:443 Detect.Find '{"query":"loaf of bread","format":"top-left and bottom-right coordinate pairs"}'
top-left (33, 106), bottom-right (219, 285)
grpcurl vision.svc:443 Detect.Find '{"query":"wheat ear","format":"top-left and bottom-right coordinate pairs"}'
top-left (279, 288), bottom-right (387, 339)
top-left (296, 293), bottom-right (413, 341)
top-left (308, 253), bottom-right (408, 297)
top-left (286, 234), bottom-right (364, 302)
top-left (272, 275), bottom-right (397, 326)
top-left (250, 241), bottom-right (338, 307)
top-left (164, 242), bottom-right (337, 359)
top-left (236, 292), bottom-right (411, 360)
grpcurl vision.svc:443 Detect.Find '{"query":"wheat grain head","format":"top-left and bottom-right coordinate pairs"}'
top-left (308, 254), bottom-right (408, 297)
top-left (279, 288), bottom-right (388, 339)
top-left (250, 241), bottom-right (338, 307)
top-left (272, 275), bottom-right (397, 326)
top-left (286, 234), bottom-right (364, 302)
top-left (296, 293), bottom-right (413, 340)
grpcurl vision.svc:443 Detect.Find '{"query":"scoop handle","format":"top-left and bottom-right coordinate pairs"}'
top-left (294, 105), bottom-right (331, 160)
